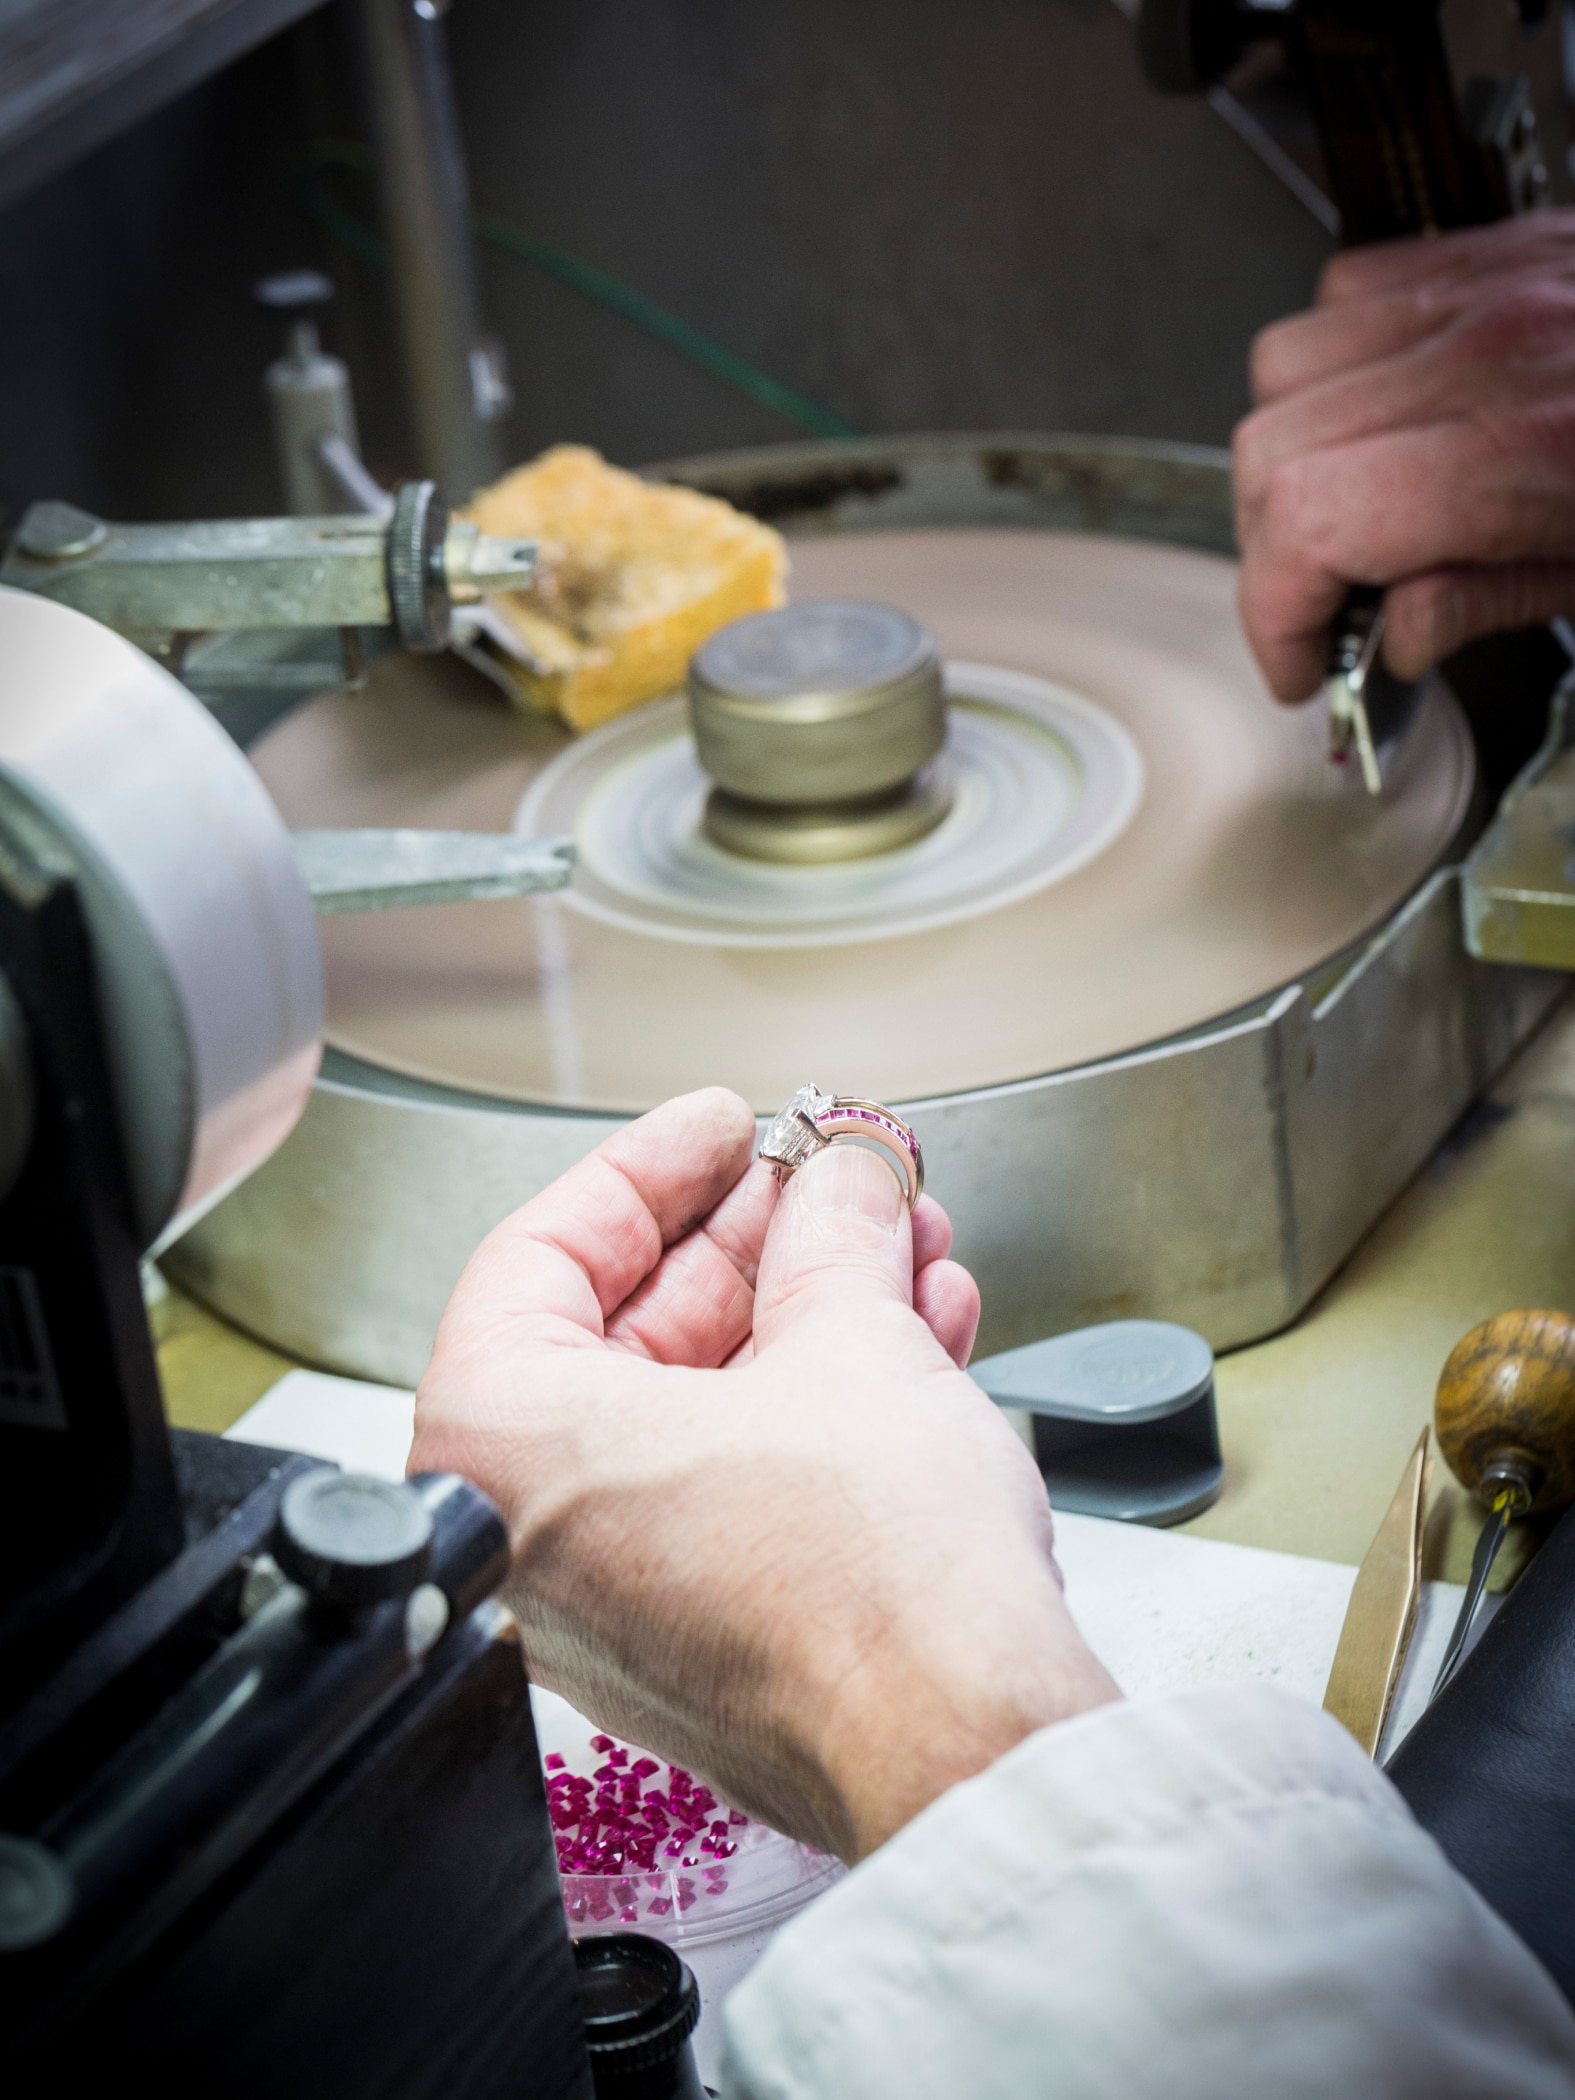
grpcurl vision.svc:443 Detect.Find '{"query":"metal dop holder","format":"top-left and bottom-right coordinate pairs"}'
top-left (688, 601), bottom-right (950, 863)
top-left (972, 1319), bottom-right (1223, 1525)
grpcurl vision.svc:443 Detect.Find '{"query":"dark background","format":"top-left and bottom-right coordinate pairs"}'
top-left (0, 0), bottom-right (1335, 526)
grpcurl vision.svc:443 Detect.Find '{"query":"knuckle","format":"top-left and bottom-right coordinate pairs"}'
top-left (1248, 320), bottom-right (1296, 398)
top-left (1230, 410), bottom-right (1269, 485)
top-left (1456, 280), bottom-right (1575, 364)
top-left (1317, 252), bottom-right (1361, 305)
top-left (1260, 455), bottom-right (1326, 556)
top-left (1467, 405), bottom-right (1575, 550)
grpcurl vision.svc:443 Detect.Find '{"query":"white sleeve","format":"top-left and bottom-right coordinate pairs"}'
top-left (718, 1683), bottom-right (1575, 2100)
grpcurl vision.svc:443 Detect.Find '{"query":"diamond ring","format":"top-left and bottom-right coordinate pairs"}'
top-left (759, 1083), bottom-right (925, 1209)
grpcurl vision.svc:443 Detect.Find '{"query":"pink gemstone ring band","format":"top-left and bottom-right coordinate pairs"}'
top-left (759, 1083), bottom-right (925, 1210)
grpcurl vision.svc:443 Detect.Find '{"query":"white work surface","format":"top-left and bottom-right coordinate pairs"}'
top-left (231, 1368), bottom-right (1475, 1763)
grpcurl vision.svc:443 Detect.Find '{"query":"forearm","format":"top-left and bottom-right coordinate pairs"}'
top-left (721, 1684), bottom-right (1575, 2100)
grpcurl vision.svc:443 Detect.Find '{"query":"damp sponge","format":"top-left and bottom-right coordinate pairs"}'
top-left (466, 444), bottom-right (787, 732)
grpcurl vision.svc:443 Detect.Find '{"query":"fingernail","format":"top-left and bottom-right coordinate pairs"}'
top-left (793, 1141), bottom-right (904, 1232)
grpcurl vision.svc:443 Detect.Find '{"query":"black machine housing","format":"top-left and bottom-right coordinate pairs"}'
top-left (0, 811), bottom-right (587, 2093)
top-left (1140, 0), bottom-right (1553, 241)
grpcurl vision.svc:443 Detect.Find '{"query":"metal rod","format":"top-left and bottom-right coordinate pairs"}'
top-left (1431, 1496), bottom-right (1514, 1701)
top-left (353, 0), bottom-right (504, 501)
top-left (318, 433), bottom-right (395, 520)
top-left (292, 829), bottom-right (575, 912)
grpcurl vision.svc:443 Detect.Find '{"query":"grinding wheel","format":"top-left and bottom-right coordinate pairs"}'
top-left (252, 531), bottom-right (1472, 1114)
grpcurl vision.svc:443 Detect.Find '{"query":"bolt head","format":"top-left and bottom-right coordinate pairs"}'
top-left (0, 1836), bottom-right (73, 1950)
top-left (275, 1470), bottom-right (434, 1615)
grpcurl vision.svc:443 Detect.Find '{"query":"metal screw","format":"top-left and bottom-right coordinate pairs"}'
top-left (238, 1551), bottom-right (289, 1620)
top-left (15, 500), bottom-right (108, 562)
top-left (404, 1582), bottom-right (450, 1660)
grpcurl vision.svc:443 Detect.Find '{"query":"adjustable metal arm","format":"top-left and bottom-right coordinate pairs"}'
top-left (293, 830), bottom-right (575, 913)
top-left (0, 481), bottom-right (533, 655)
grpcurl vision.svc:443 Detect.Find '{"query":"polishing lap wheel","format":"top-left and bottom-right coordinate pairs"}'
top-left (251, 532), bottom-right (1474, 1112)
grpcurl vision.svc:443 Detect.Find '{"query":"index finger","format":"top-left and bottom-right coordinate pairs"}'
top-left (1251, 270), bottom-right (1526, 406)
top-left (444, 1086), bottom-right (758, 1345)
top-left (1319, 210), bottom-right (1575, 306)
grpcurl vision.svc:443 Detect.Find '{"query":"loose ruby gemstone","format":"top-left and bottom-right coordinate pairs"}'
top-left (547, 1730), bottom-right (754, 1893)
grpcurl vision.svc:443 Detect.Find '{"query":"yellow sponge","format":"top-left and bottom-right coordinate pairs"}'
top-left (466, 445), bottom-right (787, 732)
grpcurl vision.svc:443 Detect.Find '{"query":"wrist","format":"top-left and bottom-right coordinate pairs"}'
top-left (816, 1596), bottom-right (1120, 1862)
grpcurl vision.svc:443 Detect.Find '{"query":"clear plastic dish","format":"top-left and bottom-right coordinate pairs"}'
top-left (531, 1687), bottom-right (842, 2082)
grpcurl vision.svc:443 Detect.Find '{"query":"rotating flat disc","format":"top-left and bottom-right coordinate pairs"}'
top-left (251, 532), bottom-right (1474, 1112)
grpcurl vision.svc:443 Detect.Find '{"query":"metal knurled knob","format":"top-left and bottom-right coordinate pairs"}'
top-left (386, 479), bottom-right (451, 651)
top-left (273, 1469), bottom-right (434, 1614)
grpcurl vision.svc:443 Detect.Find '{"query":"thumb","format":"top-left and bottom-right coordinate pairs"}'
top-left (752, 1141), bottom-right (913, 1346)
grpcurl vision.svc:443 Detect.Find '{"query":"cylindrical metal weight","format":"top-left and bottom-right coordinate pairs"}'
top-left (689, 600), bottom-right (949, 862)
top-left (689, 601), bottom-right (945, 806)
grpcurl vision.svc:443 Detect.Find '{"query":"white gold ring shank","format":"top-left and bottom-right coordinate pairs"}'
top-left (758, 1083), bottom-right (924, 1209)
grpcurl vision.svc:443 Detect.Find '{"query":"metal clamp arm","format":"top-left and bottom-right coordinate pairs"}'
top-left (1, 484), bottom-right (533, 654)
top-left (292, 829), bottom-right (575, 913)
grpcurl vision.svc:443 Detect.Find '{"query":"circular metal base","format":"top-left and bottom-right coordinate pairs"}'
top-left (702, 770), bottom-right (953, 863)
top-left (527, 660), bottom-right (1143, 948)
top-left (250, 529), bottom-right (1471, 1112)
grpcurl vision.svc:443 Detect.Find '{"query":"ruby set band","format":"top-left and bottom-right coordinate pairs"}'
top-left (758, 1082), bottom-right (925, 1210)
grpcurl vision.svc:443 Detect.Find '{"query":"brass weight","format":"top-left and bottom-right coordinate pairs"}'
top-left (1434, 1308), bottom-right (1575, 1518)
top-left (688, 600), bottom-right (951, 864)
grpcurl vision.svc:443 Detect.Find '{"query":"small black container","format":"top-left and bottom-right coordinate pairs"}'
top-left (574, 1934), bottom-right (708, 2100)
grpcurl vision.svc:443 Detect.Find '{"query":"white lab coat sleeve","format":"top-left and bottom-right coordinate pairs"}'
top-left (718, 1682), bottom-right (1575, 2099)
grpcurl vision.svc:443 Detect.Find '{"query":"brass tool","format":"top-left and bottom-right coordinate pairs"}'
top-left (1323, 1428), bottom-right (1430, 1758)
top-left (1430, 1308), bottom-right (1575, 1698)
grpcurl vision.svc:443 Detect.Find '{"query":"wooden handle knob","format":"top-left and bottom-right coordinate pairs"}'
top-left (1435, 1309), bottom-right (1575, 1514)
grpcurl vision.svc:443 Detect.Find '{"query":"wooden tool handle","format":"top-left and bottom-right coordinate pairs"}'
top-left (1435, 1309), bottom-right (1575, 1515)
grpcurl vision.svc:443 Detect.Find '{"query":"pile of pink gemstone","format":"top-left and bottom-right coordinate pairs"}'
top-left (547, 1733), bottom-right (751, 1926)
